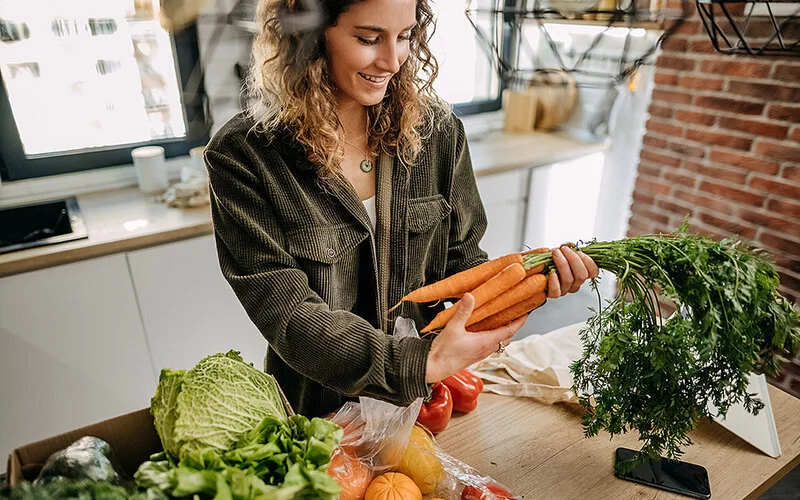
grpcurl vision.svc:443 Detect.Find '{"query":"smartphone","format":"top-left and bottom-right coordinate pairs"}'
top-left (614, 447), bottom-right (712, 499)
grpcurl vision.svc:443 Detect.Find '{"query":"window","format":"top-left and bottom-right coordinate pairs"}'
top-left (428, 0), bottom-right (507, 115)
top-left (0, 1), bottom-right (209, 181)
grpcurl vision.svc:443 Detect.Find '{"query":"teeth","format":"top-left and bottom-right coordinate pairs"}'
top-left (360, 73), bottom-right (386, 83)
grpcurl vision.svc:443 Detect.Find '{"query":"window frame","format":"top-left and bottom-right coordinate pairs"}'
top-left (441, 0), bottom-right (515, 117)
top-left (0, 23), bottom-right (210, 182)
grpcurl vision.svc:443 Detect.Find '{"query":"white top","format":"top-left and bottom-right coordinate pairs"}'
top-left (362, 196), bottom-right (377, 232)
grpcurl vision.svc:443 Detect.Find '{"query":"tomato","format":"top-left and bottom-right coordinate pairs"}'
top-left (460, 482), bottom-right (517, 500)
top-left (327, 447), bottom-right (371, 500)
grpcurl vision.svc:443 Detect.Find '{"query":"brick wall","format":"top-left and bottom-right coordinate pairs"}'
top-left (629, 2), bottom-right (800, 397)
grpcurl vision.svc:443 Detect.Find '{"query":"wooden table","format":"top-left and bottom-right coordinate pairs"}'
top-left (436, 385), bottom-right (800, 499)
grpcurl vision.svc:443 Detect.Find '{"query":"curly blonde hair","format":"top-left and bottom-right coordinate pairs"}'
top-left (247, 0), bottom-right (449, 176)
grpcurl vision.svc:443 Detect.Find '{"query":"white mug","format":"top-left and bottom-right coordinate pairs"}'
top-left (132, 145), bottom-right (168, 193)
top-left (189, 145), bottom-right (208, 180)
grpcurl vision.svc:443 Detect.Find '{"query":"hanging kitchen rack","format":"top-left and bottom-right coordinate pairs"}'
top-left (696, 0), bottom-right (800, 56)
top-left (467, 0), bottom-right (688, 89)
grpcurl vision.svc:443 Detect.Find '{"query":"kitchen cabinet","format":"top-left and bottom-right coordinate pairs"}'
top-left (126, 234), bottom-right (265, 375)
top-left (0, 254), bottom-right (155, 461)
top-left (476, 169), bottom-right (530, 259)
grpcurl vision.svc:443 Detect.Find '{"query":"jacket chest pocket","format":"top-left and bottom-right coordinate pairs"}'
top-left (285, 224), bottom-right (369, 309)
top-left (406, 194), bottom-right (452, 289)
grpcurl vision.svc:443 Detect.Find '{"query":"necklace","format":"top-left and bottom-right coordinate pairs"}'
top-left (343, 121), bottom-right (373, 173)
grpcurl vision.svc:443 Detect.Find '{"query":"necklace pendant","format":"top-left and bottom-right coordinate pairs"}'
top-left (360, 159), bottom-right (373, 173)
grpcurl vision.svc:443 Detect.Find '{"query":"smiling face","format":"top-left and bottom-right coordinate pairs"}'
top-left (324, 0), bottom-right (417, 108)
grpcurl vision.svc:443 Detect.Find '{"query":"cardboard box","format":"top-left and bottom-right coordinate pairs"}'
top-left (6, 380), bottom-right (294, 487)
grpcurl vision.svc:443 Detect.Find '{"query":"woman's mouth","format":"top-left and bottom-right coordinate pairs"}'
top-left (359, 73), bottom-right (389, 84)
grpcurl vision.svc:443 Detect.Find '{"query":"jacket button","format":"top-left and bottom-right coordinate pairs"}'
top-left (326, 248), bottom-right (336, 258)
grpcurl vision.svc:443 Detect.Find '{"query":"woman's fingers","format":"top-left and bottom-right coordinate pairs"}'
top-left (450, 292), bottom-right (475, 328)
top-left (547, 270), bottom-right (562, 298)
top-left (562, 246), bottom-right (589, 293)
top-left (551, 247), bottom-right (573, 296)
top-left (578, 251), bottom-right (600, 279)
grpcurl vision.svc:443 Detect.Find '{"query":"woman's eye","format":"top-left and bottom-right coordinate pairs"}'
top-left (398, 33), bottom-right (412, 41)
top-left (356, 36), bottom-right (378, 45)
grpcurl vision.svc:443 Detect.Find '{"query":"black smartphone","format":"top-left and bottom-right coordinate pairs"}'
top-left (614, 447), bottom-right (712, 499)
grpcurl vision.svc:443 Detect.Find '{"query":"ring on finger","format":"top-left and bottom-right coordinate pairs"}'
top-left (496, 341), bottom-right (506, 354)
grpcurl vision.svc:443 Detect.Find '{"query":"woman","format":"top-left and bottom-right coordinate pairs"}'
top-left (205, 0), bottom-right (598, 417)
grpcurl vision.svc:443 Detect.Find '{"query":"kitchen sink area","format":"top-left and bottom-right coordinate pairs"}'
top-left (0, 197), bottom-right (88, 254)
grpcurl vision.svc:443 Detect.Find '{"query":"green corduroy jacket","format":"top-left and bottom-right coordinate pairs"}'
top-left (205, 111), bottom-right (488, 417)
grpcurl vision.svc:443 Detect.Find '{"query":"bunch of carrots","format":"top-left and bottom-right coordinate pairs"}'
top-left (391, 248), bottom-right (552, 334)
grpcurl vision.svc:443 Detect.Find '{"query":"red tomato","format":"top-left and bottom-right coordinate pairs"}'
top-left (461, 482), bottom-right (518, 500)
top-left (328, 447), bottom-right (372, 500)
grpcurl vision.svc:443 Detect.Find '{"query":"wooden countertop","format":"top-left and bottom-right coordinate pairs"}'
top-left (0, 131), bottom-right (605, 278)
top-left (436, 385), bottom-right (800, 499)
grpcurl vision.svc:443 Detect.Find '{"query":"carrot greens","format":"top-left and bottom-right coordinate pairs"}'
top-left (522, 223), bottom-right (800, 461)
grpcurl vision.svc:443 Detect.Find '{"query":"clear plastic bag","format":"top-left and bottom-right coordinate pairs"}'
top-left (326, 318), bottom-right (516, 499)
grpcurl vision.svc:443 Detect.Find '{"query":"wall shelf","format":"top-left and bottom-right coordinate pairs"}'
top-left (696, 0), bottom-right (800, 56)
top-left (467, 0), bottom-right (688, 88)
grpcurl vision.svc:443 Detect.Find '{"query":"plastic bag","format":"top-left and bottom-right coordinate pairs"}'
top-left (326, 317), bottom-right (516, 499)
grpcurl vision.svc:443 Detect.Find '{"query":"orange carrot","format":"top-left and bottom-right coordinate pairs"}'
top-left (466, 273), bottom-right (546, 327)
top-left (420, 262), bottom-right (527, 333)
top-left (466, 291), bottom-right (546, 332)
top-left (521, 247), bottom-right (549, 256)
top-left (526, 264), bottom-right (544, 275)
top-left (389, 253), bottom-right (524, 311)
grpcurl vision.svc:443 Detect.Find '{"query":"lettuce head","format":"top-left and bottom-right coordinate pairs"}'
top-left (151, 351), bottom-right (289, 460)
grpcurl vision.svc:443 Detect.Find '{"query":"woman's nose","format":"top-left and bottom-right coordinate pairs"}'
top-left (377, 41), bottom-right (402, 74)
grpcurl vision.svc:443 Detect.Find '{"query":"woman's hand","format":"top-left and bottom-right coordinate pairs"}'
top-left (547, 245), bottom-right (600, 298)
top-left (425, 293), bottom-right (526, 383)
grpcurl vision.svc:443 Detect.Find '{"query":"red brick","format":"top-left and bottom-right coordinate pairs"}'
top-left (773, 63), bottom-right (800, 82)
top-left (700, 60), bottom-right (771, 78)
top-left (643, 134), bottom-right (668, 149)
top-left (791, 128), bottom-right (800, 143)
top-left (675, 20), bottom-right (702, 35)
top-left (699, 180), bottom-right (766, 206)
top-left (661, 36), bottom-right (688, 52)
top-left (658, 55), bottom-right (697, 72)
top-left (667, 141), bottom-right (706, 158)
top-left (653, 89), bottom-right (694, 106)
top-left (767, 198), bottom-right (800, 219)
top-left (649, 104), bottom-right (674, 119)
top-left (709, 150), bottom-right (780, 175)
top-left (677, 76), bottom-right (725, 91)
top-left (684, 160), bottom-right (747, 184)
top-left (781, 164), bottom-right (800, 182)
top-left (686, 127), bottom-right (753, 151)
top-left (777, 271), bottom-right (800, 298)
top-left (754, 140), bottom-right (800, 162)
top-left (697, 212), bottom-right (757, 239)
top-left (695, 96), bottom-right (764, 116)
top-left (628, 218), bottom-right (652, 237)
top-left (760, 231), bottom-right (800, 255)
top-left (641, 149), bottom-right (682, 168)
top-left (773, 253), bottom-right (800, 276)
top-left (646, 119), bottom-right (684, 138)
top-left (631, 202), bottom-right (671, 226)
top-left (767, 104), bottom-right (800, 122)
top-left (674, 189), bottom-right (737, 213)
top-left (637, 161), bottom-right (663, 178)
top-left (750, 176), bottom-right (800, 200)
top-left (656, 198), bottom-right (695, 217)
top-left (719, 117), bottom-right (789, 140)
top-left (675, 110), bottom-right (716, 126)
top-left (687, 39), bottom-right (717, 54)
top-left (727, 81), bottom-right (800, 103)
top-left (664, 170), bottom-right (697, 188)
top-left (654, 71), bottom-right (680, 86)
top-left (636, 176), bottom-right (672, 196)
top-left (632, 189), bottom-right (655, 205)
top-left (739, 209), bottom-right (800, 238)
